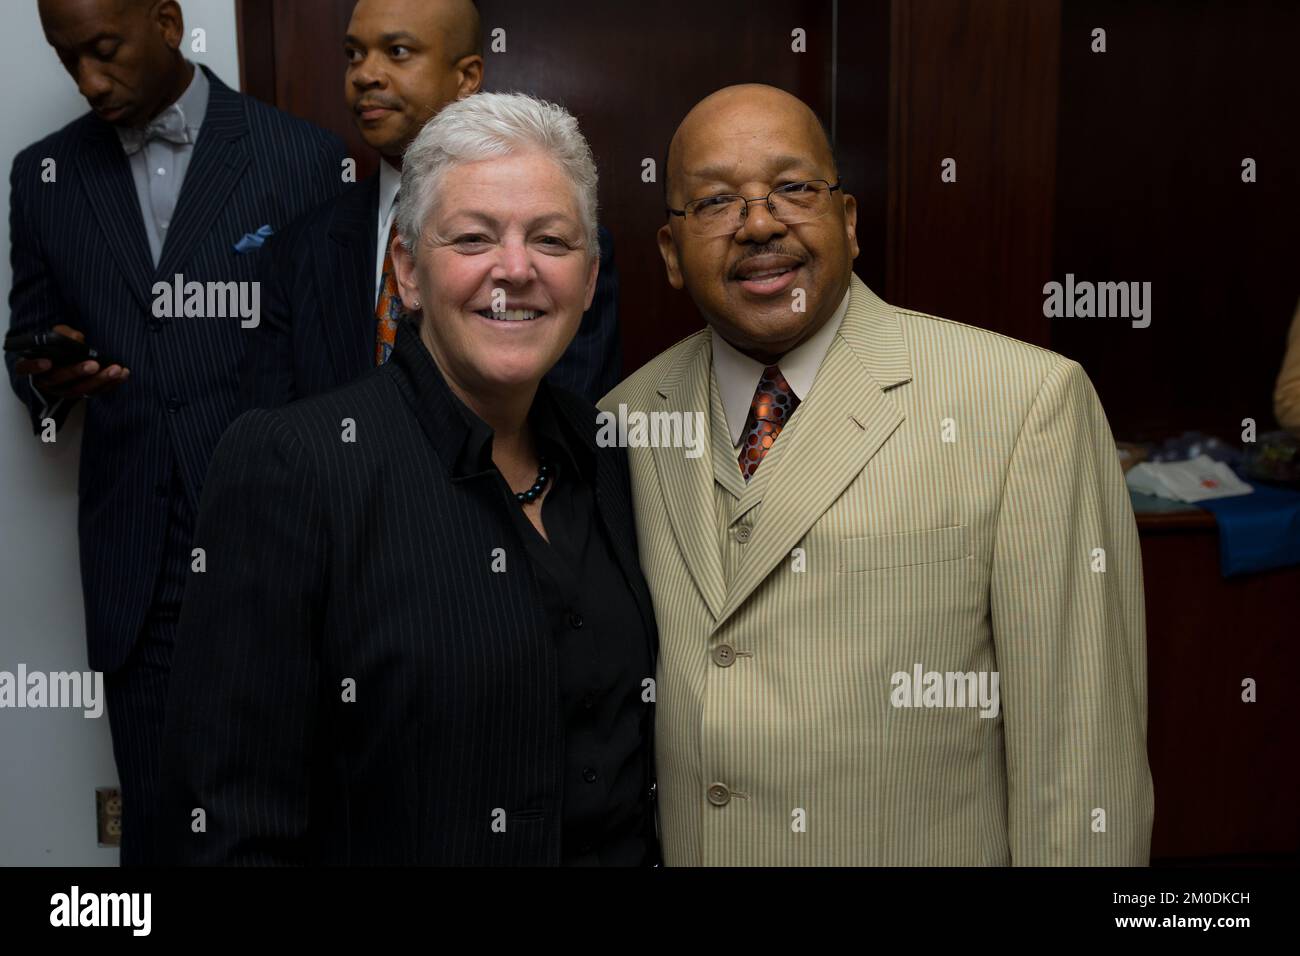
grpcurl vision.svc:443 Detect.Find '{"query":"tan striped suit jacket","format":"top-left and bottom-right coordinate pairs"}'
top-left (601, 274), bottom-right (1153, 865)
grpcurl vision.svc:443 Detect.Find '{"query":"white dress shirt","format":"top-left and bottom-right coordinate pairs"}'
top-left (711, 287), bottom-right (851, 448)
top-left (374, 158), bottom-right (401, 305)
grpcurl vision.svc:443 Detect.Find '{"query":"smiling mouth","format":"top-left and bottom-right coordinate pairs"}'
top-left (730, 260), bottom-right (804, 296)
top-left (475, 309), bottom-right (545, 322)
top-left (730, 254), bottom-right (807, 286)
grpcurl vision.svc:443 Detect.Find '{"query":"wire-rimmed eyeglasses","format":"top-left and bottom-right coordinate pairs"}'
top-left (667, 179), bottom-right (843, 237)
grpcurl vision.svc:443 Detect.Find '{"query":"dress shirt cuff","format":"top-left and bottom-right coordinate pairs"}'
top-left (28, 375), bottom-right (68, 425)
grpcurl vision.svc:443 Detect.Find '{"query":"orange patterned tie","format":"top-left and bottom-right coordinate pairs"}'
top-left (374, 220), bottom-right (402, 365)
top-left (739, 365), bottom-right (800, 481)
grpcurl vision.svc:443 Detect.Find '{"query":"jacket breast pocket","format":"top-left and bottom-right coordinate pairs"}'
top-left (838, 524), bottom-right (971, 573)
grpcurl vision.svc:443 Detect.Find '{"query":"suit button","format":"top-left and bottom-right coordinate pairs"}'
top-left (166, 397), bottom-right (181, 412)
top-left (582, 692), bottom-right (596, 710)
top-left (567, 611), bottom-right (583, 630)
top-left (707, 783), bottom-right (731, 806)
top-left (154, 483), bottom-right (168, 498)
top-left (733, 525), bottom-right (752, 543)
top-left (711, 643), bottom-right (736, 667)
top-left (582, 767), bottom-right (598, 783)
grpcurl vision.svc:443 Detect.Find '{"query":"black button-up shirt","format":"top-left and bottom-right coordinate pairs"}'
top-left (446, 376), bottom-right (655, 866)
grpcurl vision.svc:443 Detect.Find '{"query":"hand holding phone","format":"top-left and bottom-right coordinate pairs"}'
top-left (6, 325), bottom-right (129, 398)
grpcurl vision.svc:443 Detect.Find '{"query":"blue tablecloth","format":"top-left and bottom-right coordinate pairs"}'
top-left (1195, 481), bottom-right (1300, 577)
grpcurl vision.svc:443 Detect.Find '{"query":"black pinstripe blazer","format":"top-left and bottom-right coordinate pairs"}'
top-left (235, 175), bottom-right (623, 410)
top-left (160, 321), bottom-right (658, 865)
top-left (4, 67), bottom-right (348, 672)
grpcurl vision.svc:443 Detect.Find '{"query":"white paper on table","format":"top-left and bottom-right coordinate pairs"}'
top-left (1125, 454), bottom-right (1254, 503)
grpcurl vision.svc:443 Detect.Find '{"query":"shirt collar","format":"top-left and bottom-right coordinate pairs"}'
top-left (389, 321), bottom-right (588, 484)
top-left (378, 157), bottom-right (401, 225)
top-left (711, 285), bottom-right (851, 446)
top-left (177, 62), bottom-right (209, 134)
top-left (116, 60), bottom-right (209, 142)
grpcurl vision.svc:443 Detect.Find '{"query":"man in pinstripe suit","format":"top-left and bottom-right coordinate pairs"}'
top-left (601, 84), bottom-right (1154, 865)
top-left (237, 0), bottom-right (622, 410)
top-left (5, 0), bottom-right (347, 864)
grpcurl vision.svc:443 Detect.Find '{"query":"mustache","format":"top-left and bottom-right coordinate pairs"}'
top-left (727, 244), bottom-right (807, 279)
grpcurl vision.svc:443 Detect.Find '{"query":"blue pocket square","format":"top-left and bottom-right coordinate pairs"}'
top-left (233, 224), bottom-right (274, 253)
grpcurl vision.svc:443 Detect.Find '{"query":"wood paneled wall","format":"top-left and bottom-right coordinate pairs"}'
top-left (1052, 0), bottom-right (1300, 440)
top-left (886, 0), bottom-right (1062, 347)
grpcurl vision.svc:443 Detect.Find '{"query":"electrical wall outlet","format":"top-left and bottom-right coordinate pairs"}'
top-left (96, 786), bottom-right (121, 847)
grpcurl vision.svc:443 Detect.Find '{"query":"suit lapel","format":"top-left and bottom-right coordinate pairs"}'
top-left (653, 337), bottom-right (728, 621)
top-left (715, 275), bottom-right (913, 627)
top-left (155, 67), bottom-right (250, 282)
top-left (77, 120), bottom-right (154, 313)
top-left (320, 175), bottom-right (380, 383)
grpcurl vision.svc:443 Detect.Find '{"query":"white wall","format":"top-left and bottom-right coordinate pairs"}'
top-left (0, 0), bottom-right (239, 866)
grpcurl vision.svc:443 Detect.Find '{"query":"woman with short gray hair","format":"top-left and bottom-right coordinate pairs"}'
top-left (396, 90), bottom-right (601, 259)
top-left (162, 92), bottom-right (658, 866)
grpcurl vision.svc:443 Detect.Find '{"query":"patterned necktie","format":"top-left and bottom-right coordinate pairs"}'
top-left (374, 219), bottom-right (402, 365)
top-left (118, 105), bottom-right (191, 155)
top-left (739, 365), bottom-right (800, 481)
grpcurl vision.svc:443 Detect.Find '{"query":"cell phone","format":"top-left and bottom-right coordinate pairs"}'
top-left (4, 330), bottom-right (121, 370)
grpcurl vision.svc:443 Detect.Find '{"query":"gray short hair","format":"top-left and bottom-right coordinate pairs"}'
top-left (395, 91), bottom-right (599, 260)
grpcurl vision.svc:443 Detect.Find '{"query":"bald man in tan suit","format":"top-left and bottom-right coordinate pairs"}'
top-left (602, 85), bottom-right (1153, 866)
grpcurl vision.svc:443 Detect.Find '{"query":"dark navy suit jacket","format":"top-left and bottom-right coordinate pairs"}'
top-left (235, 174), bottom-right (623, 411)
top-left (4, 67), bottom-right (349, 672)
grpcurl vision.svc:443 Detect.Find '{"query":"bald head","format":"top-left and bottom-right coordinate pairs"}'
top-left (440, 0), bottom-right (482, 62)
top-left (345, 0), bottom-right (485, 161)
top-left (351, 0), bottom-right (480, 61)
top-left (39, 0), bottom-right (167, 33)
top-left (664, 84), bottom-right (836, 208)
